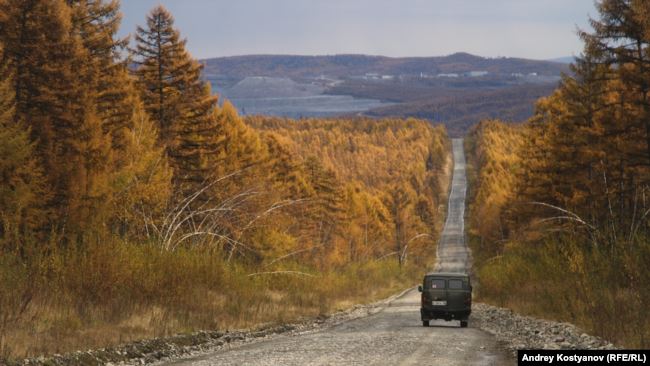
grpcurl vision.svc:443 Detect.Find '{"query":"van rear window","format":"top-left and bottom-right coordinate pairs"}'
top-left (448, 279), bottom-right (464, 289)
top-left (429, 279), bottom-right (445, 289)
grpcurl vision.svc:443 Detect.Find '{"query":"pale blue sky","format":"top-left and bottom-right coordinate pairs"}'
top-left (118, 0), bottom-right (597, 60)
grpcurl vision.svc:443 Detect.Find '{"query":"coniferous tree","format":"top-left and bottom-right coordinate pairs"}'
top-left (65, 0), bottom-right (133, 146)
top-left (0, 65), bottom-right (47, 244)
top-left (212, 101), bottom-right (266, 187)
top-left (303, 156), bottom-right (345, 266)
top-left (133, 5), bottom-right (189, 144)
top-left (583, 0), bottom-right (650, 166)
top-left (586, 1), bottom-right (650, 229)
top-left (263, 132), bottom-right (310, 197)
top-left (111, 97), bottom-right (172, 238)
top-left (133, 5), bottom-right (222, 195)
top-left (518, 54), bottom-right (610, 222)
top-left (0, 0), bottom-right (116, 238)
top-left (64, 0), bottom-right (173, 236)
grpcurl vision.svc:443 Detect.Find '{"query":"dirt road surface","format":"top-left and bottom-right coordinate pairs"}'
top-left (434, 138), bottom-right (470, 273)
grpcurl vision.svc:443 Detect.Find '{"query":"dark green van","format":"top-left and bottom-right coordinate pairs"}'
top-left (418, 272), bottom-right (472, 327)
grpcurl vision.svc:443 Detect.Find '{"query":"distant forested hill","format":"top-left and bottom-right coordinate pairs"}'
top-left (202, 53), bottom-right (568, 79)
top-left (363, 84), bottom-right (557, 136)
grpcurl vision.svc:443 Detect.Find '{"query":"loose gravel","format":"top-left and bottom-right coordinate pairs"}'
top-left (471, 302), bottom-right (617, 357)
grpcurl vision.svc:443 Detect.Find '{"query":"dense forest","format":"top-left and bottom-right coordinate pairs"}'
top-left (247, 117), bottom-right (450, 266)
top-left (466, 0), bottom-right (650, 348)
top-left (0, 1), bottom-right (450, 360)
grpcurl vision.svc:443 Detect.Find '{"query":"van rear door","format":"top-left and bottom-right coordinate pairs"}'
top-left (425, 277), bottom-right (447, 307)
top-left (446, 278), bottom-right (470, 311)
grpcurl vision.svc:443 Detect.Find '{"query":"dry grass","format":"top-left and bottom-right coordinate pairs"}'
top-left (473, 235), bottom-right (650, 348)
top-left (0, 240), bottom-right (424, 361)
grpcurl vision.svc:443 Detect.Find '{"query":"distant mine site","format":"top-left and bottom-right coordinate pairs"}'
top-left (213, 76), bottom-right (391, 118)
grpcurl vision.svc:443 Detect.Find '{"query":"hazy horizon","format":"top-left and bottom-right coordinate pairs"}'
top-left (118, 0), bottom-right (596, 61)
top-left (189, 52), bottom-right (574, 61)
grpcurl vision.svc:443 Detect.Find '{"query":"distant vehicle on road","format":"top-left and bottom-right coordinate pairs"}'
top-left (418, 272), bottom-right (472, 327)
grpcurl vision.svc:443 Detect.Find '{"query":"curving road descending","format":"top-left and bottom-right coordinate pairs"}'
top-left (163, 138), bottom-right (511, 366)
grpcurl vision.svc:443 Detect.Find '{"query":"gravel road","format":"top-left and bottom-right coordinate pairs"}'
top-left (162, 138), bottom-right (512, 366)
top-left (434, 139), bottom-right (470, 273)
top-left (164, 291), bottom-right (510, 366)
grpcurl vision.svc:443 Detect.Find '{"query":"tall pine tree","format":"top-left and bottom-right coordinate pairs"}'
top-left (133, 5), bottom-right (222, 195)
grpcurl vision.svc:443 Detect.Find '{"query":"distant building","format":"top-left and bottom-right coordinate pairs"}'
top-left (467, 71), bottom-right (488, 77)
top-left (364, 73), bottom-right (380, 80)
top-left (437, 73), bottom-right (459, 78)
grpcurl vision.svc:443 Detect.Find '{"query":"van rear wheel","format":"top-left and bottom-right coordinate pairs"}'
top-left (460, 320), bottom-right (468, 328)
top-left (423, 320), bottom-right (430, 327)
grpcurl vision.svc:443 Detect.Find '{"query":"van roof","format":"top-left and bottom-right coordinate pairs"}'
top-left (424, 272), bottom-right (470, 278)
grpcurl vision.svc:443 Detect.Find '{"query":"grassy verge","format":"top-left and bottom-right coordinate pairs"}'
top-left (0, 240), bottom-right (425, 360)
top-left (474, 235), bottom-right (650, 347)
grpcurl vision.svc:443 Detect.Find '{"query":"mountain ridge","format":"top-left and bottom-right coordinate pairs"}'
top-left (202, 52), bottom-right (569, 80)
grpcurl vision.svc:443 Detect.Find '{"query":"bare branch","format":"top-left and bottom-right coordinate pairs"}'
top-left (264, 244), bottom-right (324, 268)
top-left (527, 202), bottom-right (595, 230)
top-left (161, 170), bottom-right (247, 248)
top-left (378, 251), bottom-right (398, 260)
top-left (228, 198), bottom-right (310, 262)
top-left (400, 233), bottom-right (434, 264)
top-left (247, 271), bottom-right (317, 278)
